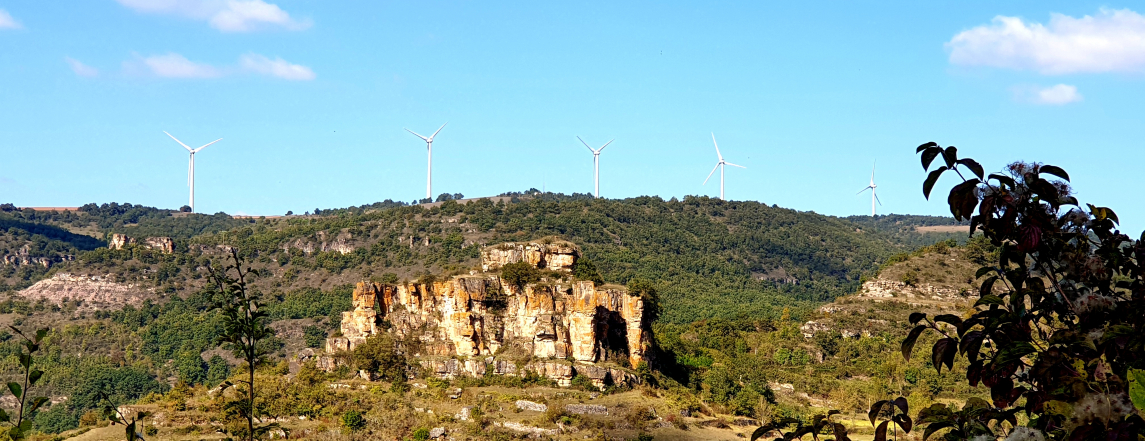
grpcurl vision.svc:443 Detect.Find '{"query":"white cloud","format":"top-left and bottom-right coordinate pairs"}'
top-left (142, 53), bottom-right (223, 78)
top-left (1035, 84), bottom-right (1083, 105)
top-left (115, 0), bottom-right (310, 32)
top-left (948, 8), bottom-right (1145, 74)
top-left (129, 52), bottom-right (315, 80)
top-left (239, 53), bottom-right (315, 80)
top-left (1013, 84), bottom-right (1084, 105)
top-left (0, 9), bottom-right (22, 29)
top-left (65, 57), bottom-right (100, 77)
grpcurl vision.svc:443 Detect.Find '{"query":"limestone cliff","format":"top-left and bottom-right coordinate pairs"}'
top-left (322, 240), bottom-right (653, 386)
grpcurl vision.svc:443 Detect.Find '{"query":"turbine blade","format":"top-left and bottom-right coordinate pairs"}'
top-left (724, 162), bottom-right (746, 169)
top-left (430, 122), bottom-right (448, 139)
top-left (871, 161), bottom-right (876, 184)
top-left (875, 191), bottom-right (883, 206)
top-left (165, 131), bottom-right (193, 151)
top-left (857, 187), bottom-right (871, 195)
top-left (703, 163), bottom-right (720, 185)
top-left (193, 138), bottom-right (222, 153)
top-left (577, 136), bottom-right (595, 153)
top-left (598, 139), bottom-right (614, 152)
top-left (711, 133), bottom-right (723, 160)
top-left (405, 128), bottom-right (429, 141)
top-left (187, 156), bottom-right (193, 187)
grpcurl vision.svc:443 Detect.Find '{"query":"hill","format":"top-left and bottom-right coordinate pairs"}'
top-left (2, 194), bottom-right (967, 324)
top-left (0, 194), bottom-right (992, 439)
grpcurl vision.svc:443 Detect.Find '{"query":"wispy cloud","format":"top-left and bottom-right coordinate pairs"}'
top-left (1013, 84), bottom-right (1084, 105)
top-left (239, 53), bottom-right (315, 80)
top-left (1034, 84), bottom-right (1083, 105)
top-left (0, 8), bottom-right (22, 29)
top-left (65, 57), bottom-right (100, 77)
top-left (948, 8), bottom-right (1145, 74)
top-left (115, 0), bottom-right (310, 32)
top-left (141, 53), bottom-right (224, 78)
top-left (128, 52), bottom-right (316, 80)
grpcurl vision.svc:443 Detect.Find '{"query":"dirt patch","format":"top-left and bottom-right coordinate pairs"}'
top-left (17, 273), bottom-right (152, 310)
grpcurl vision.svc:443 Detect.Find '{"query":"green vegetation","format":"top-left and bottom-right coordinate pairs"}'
top-left (886, 145), bottom-right (1145, 440)
top-left (0, 191), bottom-right (991, 439)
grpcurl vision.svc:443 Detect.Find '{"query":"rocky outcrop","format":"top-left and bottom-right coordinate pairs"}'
top-left (481, 240), bottom-right (579, 272)
top-left (17, 273), bottom-right (151, 309)
top-left (142, 237), bottom-right (174, 254)
top-left (857, 279), bottom-right (967, 302)
top-left (282, 231), bottom-right (355, 255)
top-left (320, 240), bottom-right (652, 386)
top-left (2, 244), bottom-right (73, 268)
top-left (107, 234), bottom-right (174, 254)
top-left (108, 234), bottom-right (132, 250)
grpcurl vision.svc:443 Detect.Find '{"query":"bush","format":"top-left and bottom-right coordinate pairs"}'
top-left (411, 427), bottom-right (430, 441)
top-left (303, 325), bottom-right (326, 348)
top-left (351, 334), bottom-right (407, 382)
top-left (341, 410), bottom-right (365, 432)
top-left (572, 258), bottom-right (604, 285)
top-left (500, 262), bottom-right (540, 288)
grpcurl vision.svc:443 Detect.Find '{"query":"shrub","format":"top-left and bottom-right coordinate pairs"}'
top-left (341, 410), bottom-right (365, 432)
top-left (500, 262), bottom-right (540, 288)
top-left (351, 334), bottom-right (407, 382)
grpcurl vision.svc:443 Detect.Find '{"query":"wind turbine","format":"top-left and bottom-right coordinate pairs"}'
top-left (165, 131), bottom-right (221, 213)
top-left (405, 123), bottom-right (447, 200)
top-left (577, 136), bottom-right (613, 198)
top-left (857, 161), bottom-right (882, 216)
top-left (702, 133), bottom-right (745, 200)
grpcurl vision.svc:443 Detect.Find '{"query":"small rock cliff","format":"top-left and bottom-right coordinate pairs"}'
top-left (322, 240), bottom-right (653, 386)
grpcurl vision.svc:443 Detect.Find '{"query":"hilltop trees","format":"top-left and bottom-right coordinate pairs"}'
top-left (890, 144), bottom-right (1144, 440)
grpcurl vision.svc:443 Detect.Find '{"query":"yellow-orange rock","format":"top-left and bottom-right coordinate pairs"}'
top-left (323, 241), bottom-right (653, 384)
top-left (481, 240), bottom-right (579, 272)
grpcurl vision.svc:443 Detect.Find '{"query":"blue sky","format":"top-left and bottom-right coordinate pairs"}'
top-left (1, 1), bottom-right (1143, 234)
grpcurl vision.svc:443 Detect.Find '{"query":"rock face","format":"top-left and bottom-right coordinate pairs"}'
top-left (107, 234), bottom-right (174, 254)
top-left (108, 234), bottom-right (132, 250)
top-left (17, 273), bottom-right (151, 309)
top-left (480, 240), bottom-right (579, 272)
top-left (142, 237), bottom-right (174, 254)
top-left (2, 244), bottom-right (73, 268)
top-left (322, 240), bottom-right (652, 386)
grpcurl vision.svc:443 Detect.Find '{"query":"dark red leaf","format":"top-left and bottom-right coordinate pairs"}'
top-left (892, 397), bottom-right (909, 415)
top-left (923, 168), bottom-right (946, 200)
top-left (931, 338), bottom-right (958, 374)
top-left (902, 325), bottom-right (927, 361)
top-left (1039, 165), bottom-right (1069, 182)
top-left (869, 400), bottom-right (888, 426)
top-left (957, 158), bottom-right (985, 180)
top-left (941, 146), bottom-right (958, 168)
top-left (874, 421), bottom-right (889, 441)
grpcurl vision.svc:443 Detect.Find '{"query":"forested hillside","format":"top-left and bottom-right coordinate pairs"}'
top-left (0, 194), bottom-right (981, 438)
top-left (2, 194), bottom-right (963, 323)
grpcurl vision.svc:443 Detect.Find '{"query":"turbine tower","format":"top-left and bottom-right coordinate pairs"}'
top-left (405, 123), bottom-right (447, 200)
top-left (165, 131), bottom-right (221, 213)
top-left (702, 133), bottom-right (745, 200)
top-left (577, 136), bottom-right (613, 198)
top-left (857, 161), bottom-right (882, 216)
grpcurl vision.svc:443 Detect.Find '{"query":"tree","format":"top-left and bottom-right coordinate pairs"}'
top-left (208, 248), bottom-right (278, 441)
top-left (0, 327), bottom-right (49, 440)
top-left (500, 261), bottom-right (540, 288)
top-left (351, 333), bottom-right (407, 383)
top-left (891, 143), bottom-right (1145, 440)
top-left (179, 205), bottom-right (191, 213)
